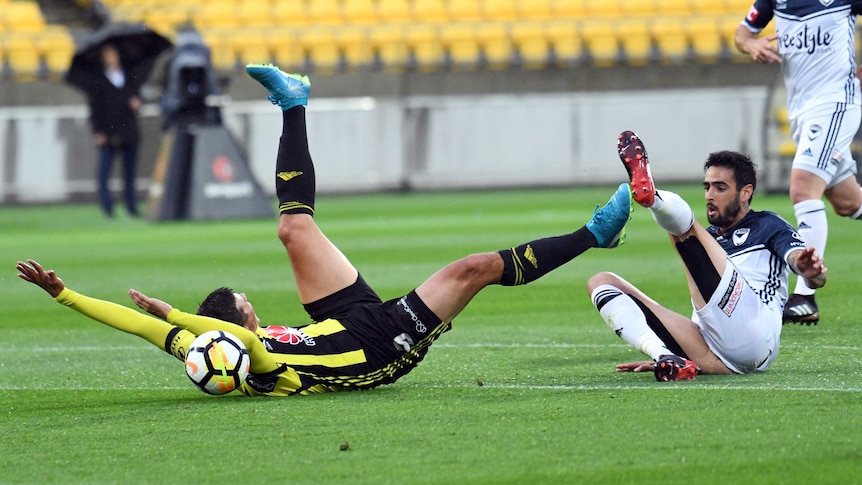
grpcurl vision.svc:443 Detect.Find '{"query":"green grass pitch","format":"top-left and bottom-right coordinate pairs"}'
top-left (0, 186), bottom-right (860, 484)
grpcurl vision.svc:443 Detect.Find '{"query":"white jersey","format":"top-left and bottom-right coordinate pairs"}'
top-left (742, 0), bottom-right (862, 119)
top-left (707, 210), bottom-right (806, 313)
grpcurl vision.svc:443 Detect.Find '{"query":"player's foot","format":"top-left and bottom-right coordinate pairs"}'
top-left (617, 130), bottom-right (655, 207)
top-left (654, 354), bottom-right (699, 382)
top-left (245, 63), bottom-right (310, 110)
top-left (586, 183), bottom-right (632, 248)
top-left (782, 293), bottom-right (819, 325)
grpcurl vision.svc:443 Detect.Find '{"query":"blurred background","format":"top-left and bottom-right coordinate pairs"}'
top-left (1, 0), bottom-right (854, 210)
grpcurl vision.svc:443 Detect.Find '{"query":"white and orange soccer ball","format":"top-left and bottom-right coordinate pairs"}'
top-left (184, 330), bottom-right (250, 395)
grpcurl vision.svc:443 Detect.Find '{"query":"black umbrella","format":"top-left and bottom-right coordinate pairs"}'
top-left (65, 22), bottom-right (172, 92)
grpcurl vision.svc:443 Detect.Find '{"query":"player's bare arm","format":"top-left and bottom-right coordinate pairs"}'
top-left (788, 247), bottom-right (827, 289)
top-left (128, 289), bottom-right (173, 320)
top-left (734, 25), bottom-right (780, 64)
top-left (16, 259), bottom-right (65, 298)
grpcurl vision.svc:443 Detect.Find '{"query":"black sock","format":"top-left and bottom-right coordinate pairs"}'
top-left (276, 107), bottom-right (315, 216)
top-left (498, 226), bottom-right (597, 286)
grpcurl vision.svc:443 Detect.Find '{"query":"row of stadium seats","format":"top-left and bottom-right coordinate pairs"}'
top-left (105, 0), bottom-right (757, 31)
top-left (0, 1), bottom-right (46, 33)
top-left (0, 1), bottom-right (72, 80)
top-left (0, 0), bottom-right (760, 79)
top-left (198, 16), bottom-right (756, 73)
top-left (0, 28), bottom-right (76, 80)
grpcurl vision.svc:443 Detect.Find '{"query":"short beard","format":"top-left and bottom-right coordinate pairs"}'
top-left (708, 196), bottom-right (742, 228)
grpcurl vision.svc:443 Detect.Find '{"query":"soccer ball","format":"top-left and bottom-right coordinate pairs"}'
top-left (184, 330), bottom-right (250, 395)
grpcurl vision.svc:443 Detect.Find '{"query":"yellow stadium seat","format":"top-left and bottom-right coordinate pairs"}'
top-left (654, 0), bottom-right (691, 17)
top-left (203, 30), bottom-right (237, 71)
top-left (336, 25), bottom-right (373, 70)
top-left (619, 0), bottom-right (657, 17)
top-left (552, 0), bottom-right (588, 19)
top-left (580, 19), bottom-right (618, 65)
top-left (5, 33), bottom-right (41, 79)
top-left (482, 0), bottom-right (518, 21)
top-left (690, 0), bottom-right (731, 16)
top-left (269, 29), bottom-right (303, 71)
top-left (272, 2), bottom-right (310, 28)
top-left (405, 24), bottom-right (444, 71)
top-left (685, 17), bottom-right (724, 62)
top-left (377, 0), bottom-right (413, 23)
top-left (511, 21), bottom-right (550, 68)
top-left (440, 23), bottom-right (479, 70)
top-left (236, 2), bottom-right (273, 29)
top-left (299, 26), bottom-right (340, 72)
top-left (517, 0), bottom-right (554, 20)
top-left (582, 0), bottom-right (622, 19)
top-left (145, 8), bottom-right (192, 35)
top-left (232, 29), bottom-right (271, 66)
top-left (38, 27), bottom-right (75, 76)
top-left (447, 0), bottom-right (483, 22)
top-left (724, 0), bottom-right (755, 14)
top-left (368, 23), bottom-right (408, 70)
top-left (616, 19), bottom-right (652, 66)
top-left (650, 17), bottom-right (688, 63)
top-left (342, 0), bottom-right (379, 25)
top-left (412, 0), bottom-right (448, 23)
top-left (547, 20), bottom-right (582, 65)
top-left (476, 22), bottom-right (512, 69)
top-left (198, 2), bottom-right (238, 29)
top-left (307, 0), bottom-right (343, 25)
top-left (4, 1), bottom-right (46, 32)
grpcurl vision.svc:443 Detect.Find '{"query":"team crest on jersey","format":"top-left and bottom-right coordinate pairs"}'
top-left (819, 0), bottom-right (835, 6)
top-left (732, 228), bottom-right (750, 246)
top-left (776, 0), bottom-right (787, 7)
top-left (266, 325), bottom-right (316, 346)
top-left (807, 125), bottom-right (821, 140)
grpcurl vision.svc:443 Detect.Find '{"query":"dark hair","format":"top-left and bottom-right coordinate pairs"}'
top-left (704, 151), bottom-right (758, 203)
top-left (196, 287), bottom-right (245, 326)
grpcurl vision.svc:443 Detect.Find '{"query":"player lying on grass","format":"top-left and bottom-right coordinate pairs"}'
top-left (588, 131), bottom-right (828, 381)
top-left (16, 63), bottom-right (634, 396)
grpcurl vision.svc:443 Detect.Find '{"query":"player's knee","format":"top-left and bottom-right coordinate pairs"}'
top-left (277, 213), bottom-right (313, 246)
top-left (831, 199), bottom-right (860, 217)
top-left (587, 272), bottom-right (621, 293)
top-left (453, 253), bottom-right (501, 285)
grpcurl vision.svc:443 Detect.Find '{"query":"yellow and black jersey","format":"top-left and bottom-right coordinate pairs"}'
top-left (167, 290), bottom-right (450, 396)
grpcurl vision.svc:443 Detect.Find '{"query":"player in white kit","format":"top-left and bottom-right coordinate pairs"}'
top-left (735, 0), bottom-right (862, 324)
top-left (587, 131), bottom-right (828, 381)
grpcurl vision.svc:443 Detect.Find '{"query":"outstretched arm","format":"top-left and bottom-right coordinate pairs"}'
top-left (16, 259), bottom-right (191, 359)
top-left (787, 247), bottom-right (827, 289)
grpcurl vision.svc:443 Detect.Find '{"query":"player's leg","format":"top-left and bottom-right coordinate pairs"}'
top-left (120, 143), bottom-right (139, 216)
top-left (618, 131), bottom-right (728, 309)
top-left (246, 64), bottom-right (360, 305)
top-left (97, 144), bottom-right (115, 217)
top-left (415, 183), bottom-right (631, 324)
top-left (785, 104), bottom-right (859, 323)
top-left (587, 272), bottom-right (731, 375)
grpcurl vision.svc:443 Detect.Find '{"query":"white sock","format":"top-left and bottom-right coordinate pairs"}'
top-left (649, 190), bottom-right (695, 236)
top-left (793, 199), bottom-right (827, 296)
top-left (591, 284), bottom-right (672, 361)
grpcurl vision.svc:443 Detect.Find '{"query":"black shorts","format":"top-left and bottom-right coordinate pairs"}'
top-left (304, 274), bottom-right (451, 382)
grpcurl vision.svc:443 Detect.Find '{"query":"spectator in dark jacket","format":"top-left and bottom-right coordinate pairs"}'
top-left (83, 43), bottom-right (142, 217)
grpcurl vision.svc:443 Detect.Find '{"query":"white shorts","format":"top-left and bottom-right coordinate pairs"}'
top-left (691, 263), bottom-right (781, 374)
top-left (791, 103), bottom-right (861, 189)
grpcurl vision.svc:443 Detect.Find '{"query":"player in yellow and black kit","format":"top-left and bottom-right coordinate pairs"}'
top-left (16, 64), bottom-right (634, 397)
